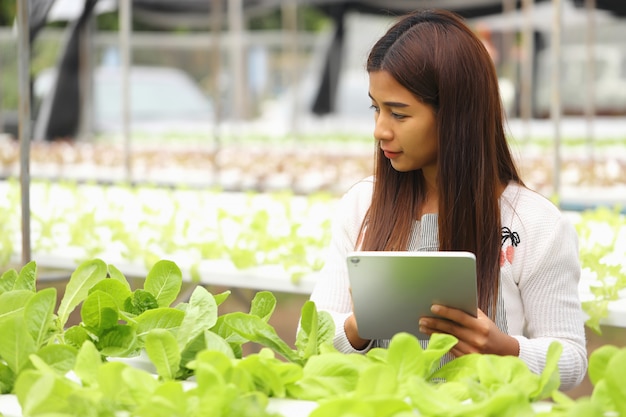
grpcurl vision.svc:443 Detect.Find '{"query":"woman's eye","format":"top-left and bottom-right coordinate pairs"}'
top-left (369, 105), bottom-right (405, 119)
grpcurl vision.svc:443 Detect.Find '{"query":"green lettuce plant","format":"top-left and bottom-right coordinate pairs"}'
top-left (0, 258), bottom-right (335, 394)
top-left (3, 258), bottom-right (626, 417)
top-left (0, 261), bottom-right (61, 395)
top-left (547, 344), bottom-right (626, 416)
top-left (8, 330), bottom-right (575, 417)
top-left (575, 206), bottom-right (626, 333)
top-left (1, 179), bottom-right (332, 283)
top-left (2, 178), bottom-right (624, 333)
top-left (14, 341), bottom-right (284, 417)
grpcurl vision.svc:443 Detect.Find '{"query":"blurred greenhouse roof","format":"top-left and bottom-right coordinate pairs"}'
top-left (16, 0), bottom-right (626, 141)
top-left (32, 0), bottom-right (626, 30)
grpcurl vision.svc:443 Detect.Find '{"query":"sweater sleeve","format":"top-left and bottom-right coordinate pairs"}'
top-left (512, 214), bottom-right (588, 392)
top-left (309, 178), bottom-right (374, 353)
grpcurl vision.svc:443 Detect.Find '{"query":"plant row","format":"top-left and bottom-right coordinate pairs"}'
top-left (574, 206), bottom-right (626, 333)
top-left (1, 136), bottom-right (626, 195)
top-left (0, 259), bottom-right (625, 417)
top-left (0, 178), bottom-right (333, 282)
top-left (2, 178), bottom-right (625, 332)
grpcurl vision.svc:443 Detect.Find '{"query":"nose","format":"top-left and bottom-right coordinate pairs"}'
top-left (373, 113), bottom-right (393, 142)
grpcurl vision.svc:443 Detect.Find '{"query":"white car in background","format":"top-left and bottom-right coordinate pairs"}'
top-left (34, 65), bottom-right (214, 137)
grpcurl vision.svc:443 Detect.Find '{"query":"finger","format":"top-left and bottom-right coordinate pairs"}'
top-left (450, 341), bottom-right (476, 357)
top-left (420, 317), bottom-right (483, 350)
top-left (420, 316), bottom-right (462, 336)
top-left (431, 304), bottom-right (478, 327)
top-left (418, 321), bottom-right (435, 335)
top-left (449, 345), bottom-right (464, 357)
top-left (446, 336), bottom-right (472, 357)
top-left (419, 321), bottom-right (479, 357)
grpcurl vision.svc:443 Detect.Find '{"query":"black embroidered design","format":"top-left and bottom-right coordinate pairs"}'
top-left (501, 226), bottom-right (520, 247)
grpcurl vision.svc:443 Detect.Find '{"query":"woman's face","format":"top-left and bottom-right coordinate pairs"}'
top-left (368, 70), bottom-right (438, 175)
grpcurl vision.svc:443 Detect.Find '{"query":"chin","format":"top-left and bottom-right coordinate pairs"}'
top-left (389, 162), bottom-right (416, 173)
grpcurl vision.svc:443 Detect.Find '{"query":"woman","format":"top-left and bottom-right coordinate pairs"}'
top-left (308, 9), bottom-right (587, 391)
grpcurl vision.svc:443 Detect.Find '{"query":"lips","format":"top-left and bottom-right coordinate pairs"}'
top-left (381, 148), bottom-right (401, 159)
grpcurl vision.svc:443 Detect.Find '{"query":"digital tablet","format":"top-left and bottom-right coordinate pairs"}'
top-left (346, 251), bottom-right (477, 340)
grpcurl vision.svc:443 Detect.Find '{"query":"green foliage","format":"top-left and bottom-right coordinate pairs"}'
top-left (0, 178), bottom-right (19, 267)
top-left (9, 330), bottom-right (572, 417)
top-left (548, 345), bottom-right (626, 416)
top-left (0, 1), bottom-right (15, 26)
top-left (0, 177), bottom-right (624, 336)
top-left (1, 179), bottom-right (331, 283)
top-left (248, 6), bottom-right (331, 32)
top-left (2, 178), bottom-right (624, 338)
top-left (93, 4), bottom-right (330, 32)
top-left (2, 258), bottom-right (626, 416)
top-left (0, 258), bottom-right (335, 395)
top-left (574, 206), bottom-right (626, 333)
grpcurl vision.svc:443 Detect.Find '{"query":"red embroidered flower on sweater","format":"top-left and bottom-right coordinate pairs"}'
top-left (500, 226), bottom-right (520, 267)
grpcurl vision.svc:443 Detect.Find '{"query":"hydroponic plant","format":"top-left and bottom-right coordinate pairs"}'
top-left (0, 178), bottom-right (333, 283)
top-left (574, 205), bottom-right (626, 333)
top-left (2, 258), bottom-right (626, 417)
top-left (0, 258), bottom-right (336, 395)
top-left (2, 176), bottom-right (625, 332)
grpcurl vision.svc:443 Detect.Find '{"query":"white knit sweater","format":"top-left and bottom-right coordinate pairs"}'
top-left (309, 176), bottom-right (588, 391)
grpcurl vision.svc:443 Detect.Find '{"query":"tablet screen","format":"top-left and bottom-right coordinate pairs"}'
top-left (346, 251), bottom-right (477, 340)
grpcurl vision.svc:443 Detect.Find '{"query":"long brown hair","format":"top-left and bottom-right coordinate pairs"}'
top-left (361, 9), bottom-right (523, 315)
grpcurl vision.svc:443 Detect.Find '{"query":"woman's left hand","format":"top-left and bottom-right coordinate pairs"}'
top-left (418, 305), bottom-right (520, 357)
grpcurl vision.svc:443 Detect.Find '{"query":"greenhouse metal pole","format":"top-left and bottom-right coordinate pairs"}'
top-left (282, 0), bottom-right (299, 135)
top-left (17, 0), bottom-right (32, 265)
top-left (585, 0), bottom-right (596, 164)
top-left (501, 0), bottom-right (516, 87)
top-left (210, 0), bottom-right (223, 149)
top-left (228, 0), bottom-right (246, 120)
top-left (520, 0), bottom-right (534, 142)
top-left (120, 0), bottom-right (132, 182)
top-left (78, 13), bottom-right (95, 141)
top-left (550, 0), bottom-right (563, 201)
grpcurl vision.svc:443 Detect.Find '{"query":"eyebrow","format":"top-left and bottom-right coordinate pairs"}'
top-left (368, 93), bottom-right (410, 108)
